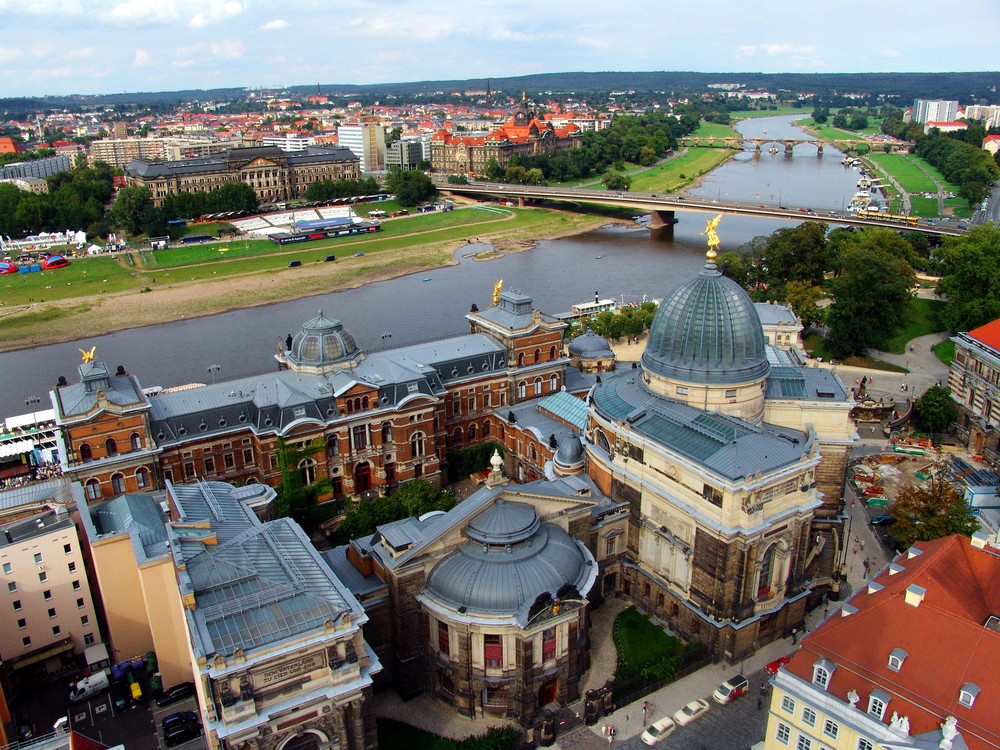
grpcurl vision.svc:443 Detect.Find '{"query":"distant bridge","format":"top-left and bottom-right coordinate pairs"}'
top-left (436, 182), bottom-right (965, 238)
top-left (677, 136), bottom-right (871, 157)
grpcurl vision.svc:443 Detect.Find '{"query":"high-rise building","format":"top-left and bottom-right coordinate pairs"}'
top-left (385, 139), bottom-right (424, 171)
top-left (912, 99), bottom-right (959, 123)
top-left (337, 122), bottom-right (386, 172)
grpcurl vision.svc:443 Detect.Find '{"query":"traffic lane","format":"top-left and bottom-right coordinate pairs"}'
top-left (70, 692), bottom-right (159, 750)
top-left (619, 670), bottom-right (773, 749)
top-left (152, 696), bottom-right (205, 750)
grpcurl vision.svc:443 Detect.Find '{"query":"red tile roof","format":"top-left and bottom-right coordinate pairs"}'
top-left (926, 121), bottom-right (968, 128)
top-left (785, 536), bottom-right (1000, 750)
top-left (967, 319), bottom-right (1000, 352)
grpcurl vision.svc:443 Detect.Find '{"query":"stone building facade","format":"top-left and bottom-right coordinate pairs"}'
top-left (948, 318), bottom-right (1000, 463)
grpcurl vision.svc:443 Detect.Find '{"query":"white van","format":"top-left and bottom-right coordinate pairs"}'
top-left (69, 670), bottom-right (110, 704)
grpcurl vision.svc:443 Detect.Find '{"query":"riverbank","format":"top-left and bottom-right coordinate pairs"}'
top-left (0, 208), bottom-right (613, 353)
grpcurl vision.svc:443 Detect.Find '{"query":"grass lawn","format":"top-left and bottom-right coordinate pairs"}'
top-left (934, 339), bottom-right (955, 366)
top-left (377, 720), bottom-right (519, 750)
top-left (802, 333), bottom-right (908, 372)
top-left (906, 155), bottom-right (962, 193)
top-left (882, 298), bottom-right (947, 354)
top-left (910, 196), bottom-right (941, 218)
top-left (628, 149), bottom-right (733, 193)
top-left (613, 606), bottom-right (684, 687)
top-left (867, 154), bottom-right (937, 193)
top-left (693, 121), bottom-right (737, 138)
top-left (943, 198), bottom-right (971, 218)
top-left (729, 107), bottom-right (805, 119)
top-left (178, 221), bottom-right (236, 237)
top-left (796, 119), bottom-right (867, 141)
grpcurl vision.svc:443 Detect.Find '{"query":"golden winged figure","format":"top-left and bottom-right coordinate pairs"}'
top-left (493, 279), bottom-right (503, 305)
top-left (79, 346), bottom-right (96, 363)
top-left (700, 214), bottom-right (723, 258)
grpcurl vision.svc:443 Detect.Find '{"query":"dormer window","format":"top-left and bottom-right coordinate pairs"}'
top-left (959, 683), bottom-right (980, 708)
top-left (867, 689), bottom-right (890, 720)
top-left (812, 657), bottom-right (835, 689)
top-left (887, 648), bottom-right (908, 672)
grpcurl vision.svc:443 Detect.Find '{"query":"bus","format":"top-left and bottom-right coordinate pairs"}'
top-left (856, 210), bottom-right (919, 227)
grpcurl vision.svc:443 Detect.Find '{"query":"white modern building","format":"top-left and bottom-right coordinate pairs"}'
top-left (337, 123), bottom-right (387, 172)
top-left (911, 99), bottom-right (959, 124)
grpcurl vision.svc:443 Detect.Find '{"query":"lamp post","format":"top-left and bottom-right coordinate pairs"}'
top-left (207, 365), bottom-right (221, 384)
top-left (24, 396), bottom-right (41, 446)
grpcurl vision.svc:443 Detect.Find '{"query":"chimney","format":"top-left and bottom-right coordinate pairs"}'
top-left (904, 583), bottom-right (927, 607)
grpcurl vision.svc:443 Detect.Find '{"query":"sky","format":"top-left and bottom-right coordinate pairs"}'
top-left (1, 0), bottom-right (997, 98)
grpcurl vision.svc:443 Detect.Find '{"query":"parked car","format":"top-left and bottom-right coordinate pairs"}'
top-left (287, 260), bottom-right (302, 267)
top-left (640, 715), bottom-right (676, 745)
top-left (164, 723), bottom-right (202, 747)
top-left (110, 682), bottom-right (133, 711)
top-left (353, 252), bottom-right (365, 257)
top-left (673, 699), bottom-right (710, 726)
top-left (155, 681), bottom-right (196, 707)
top-left (323, 255), bottom-right (336, 262)
top-left (162, 710), bottom-right (199, 732)
top-left (712, 674), bottom-right (749, 704)
top-left (69, 670), bottom-right (110, 704)
top-left (764, 656), bottom-right (791, 675)
top-left (870, 514), bottom-right (896, 527)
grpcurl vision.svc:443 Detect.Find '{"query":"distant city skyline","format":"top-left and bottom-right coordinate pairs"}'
top-left (1, 0), bottom-right (997, 98)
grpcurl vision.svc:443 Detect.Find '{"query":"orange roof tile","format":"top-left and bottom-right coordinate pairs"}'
top-left (785, 536), bottom-right (1000, 750)
top-left (967, 319), bottom-right (1000, 352)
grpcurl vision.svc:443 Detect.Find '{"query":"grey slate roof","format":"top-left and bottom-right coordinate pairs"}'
top-left (568, 330), bottom-right (614, 357)
top-left (92, 493), bottom-right (169, 549)
top-left (470, 290), bottom-right (561, 332)
top-left (56, 361), bottom-right (147, 418)
top-left (591, 371), bottom-right (811, 481)
top-left (125, 145), bottom-right (357, 179)
top-left (753, 302), bottom-right (799, 326)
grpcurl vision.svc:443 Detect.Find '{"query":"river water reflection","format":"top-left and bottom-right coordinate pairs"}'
top-left (2, 116), bottom-right (864, 417)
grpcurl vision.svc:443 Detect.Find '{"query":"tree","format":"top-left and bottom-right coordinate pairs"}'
top-left (783, 280), bottom-right (825, 329)
top-left (811, 107), bottom-right (829, 124)
top-left (384, 167), bottom-right (437, 207)
top-left (889, 477), bottom-right (979, 550)
top-left (601, 171), bottom-right (631, 191)
top-left (824, 244), bottom-right (915, 357)
top-left (935, 225), bottom-right (1000, 332)
top-left (915, 386), bottom-right (958, 433)
top-left (111, 185), bottom-right (154, 235)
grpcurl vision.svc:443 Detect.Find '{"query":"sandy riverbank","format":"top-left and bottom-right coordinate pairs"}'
top-left (0, 209), bottom-right (618, 353)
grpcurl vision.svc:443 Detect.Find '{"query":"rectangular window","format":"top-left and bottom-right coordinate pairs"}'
top-left (484, 634), bottom-right (503, 668)
top-left (868, 696), bottom-right (885, 719)
top-left (605, 538), bottom-right (616, 557)
top-left (64, 544), bottom-right (72, 554)
top-left (84, 633), bottom-right (95, 645)
top-left (857, 740), bottom-right (873, 750)
top-left (38, 571), bottom-right (47, 582)
top-left (22, 636), bottom-right (30, 647)
top-left (33, 553), bottom-right (43, 564)
top-left (352, 425), bottom-right (369, 451)
top-left (2, 562), bottom-right (10, 574)
top-left (81, 615), bottom-right (89, 625)
top-left (77, 597), bottom-right (85, 608)
top-left (52, 625), bottom-right (61, 636)
top-left (781, 695), bottom-right (796, 713)
top-left (725, 389), bottom-right (737, 398)
top-left (183, 462), bottom-right (195, 479)
top-left (643, 582), bottom-right (651, 597)
top-left (72, 580), bottom-right (81, 590)
top-left (677, 386), bottom-right (688, 396)
top-left (43, 589), bottom-right (51, 600)
top-left (68, 562), bottom-right (76, 573)
top-left (48, 607), bottom-right (57, 618)
top-left (6, 582), bottom-right (14, 594)
top-left (12, 599), bottom-right (21, 611)
top-left (802, 707), bottom-right (817, 727)
top-left (438, 621), bottom-right (450, 656)
top-left (17, 618), bottom-right (26, 629)
top-left (823, 720), bottom-right (839, 739)
top-left (776, 723), bottom-right (791, 745)
top-left (796, 735), bottom-right (811, 750)
top-left (204, 457), bottom-right (215, 473)
top-left (269, 454), bottom-right (279, 470)
top-left (224, 453), bottom-right (235, 469)
top-left (243, 448), bottom-right (254, 465)
top-left (542, 628), bottom-right (556, 661)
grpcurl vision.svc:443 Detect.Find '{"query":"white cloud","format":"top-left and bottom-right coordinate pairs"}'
top-left (260, 19), bottom-right (287, 31)
top-left (105, 0), bottom-right (179, 24)
top-left (133, 48), bottom-right (152, 66)
top-left (736, 43), bottom-right (816, 58)
top-left (487, 26), bottom-right (535, 43)
top-left (211, 39), bottom-right (244, 59)
top-left (576, 36), bottom-right (609, 50)
top-left (189, 0), bottom-right (244, 26)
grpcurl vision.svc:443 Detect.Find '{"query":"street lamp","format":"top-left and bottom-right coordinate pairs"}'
top-left (207, 365), bottom-right (221, 384)
top-left (24, 396), bottom-right (41, 446)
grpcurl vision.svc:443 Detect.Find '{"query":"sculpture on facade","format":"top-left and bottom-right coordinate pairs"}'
top-left (79, 346), bottom-right (96, 363)
top-left (700, 214), bottom-right (723, 257)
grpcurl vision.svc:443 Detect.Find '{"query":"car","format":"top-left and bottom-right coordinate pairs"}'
top-left (287, 260), bottom-right (302, 267)
top-left (650, 194), bottom-right (657, 198)
top-left (164, 723), bottom-right (202, 747)
top-left (155, 681), bottom-right (196, 707)
top-left (353, 252), bottom-right (365, 257)
top-left (764, 656), bottom-right (791, 675)
top-left (162, 710), bottom-right (199, 732)
top-left (871, 514), bottom-right (896, 527)
top-left (640, 715), bottom-right (676, 745)
top-left (110, 681), bottom-right (133, 711)
top-left (712, 674), bottom-right (749, 704)
top-left (672, 699), bottom-right (710, 726)
top-left (323, 255), bottom-right (336, 262)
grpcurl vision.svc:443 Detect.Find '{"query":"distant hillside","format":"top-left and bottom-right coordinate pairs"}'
top-left (2, 71), bottom-right (998, 116)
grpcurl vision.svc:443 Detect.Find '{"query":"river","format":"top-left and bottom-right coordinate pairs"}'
top-left (1, 116), bottom-right (866, 419)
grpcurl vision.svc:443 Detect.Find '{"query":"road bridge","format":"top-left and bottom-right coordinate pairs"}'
top-left (437, 183), bottom-right (965, 239)
top-left (676, 136), bottom-right (872, 157)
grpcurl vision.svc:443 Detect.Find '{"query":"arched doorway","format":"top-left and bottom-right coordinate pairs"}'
top-left (354, 462), bottom-right (372, 493)
top-left (279, 732), bottom-right (323, 750)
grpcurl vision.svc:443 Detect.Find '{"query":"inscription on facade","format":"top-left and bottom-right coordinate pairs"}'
top-left (254, 653), bottom-right (325, 689)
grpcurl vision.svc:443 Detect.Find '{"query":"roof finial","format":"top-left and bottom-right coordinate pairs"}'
top-left (701, 214), bottom-right (722, 263)
top-left (79, 346), bottom-right (96, 363)
top-left (493, 279), bottom-right (503, 305)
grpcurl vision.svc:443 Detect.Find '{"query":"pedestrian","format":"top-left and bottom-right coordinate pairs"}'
top-left (792, 627), bottom-right (798, 644)
top-left (860, 539), bottom-right (865, 551)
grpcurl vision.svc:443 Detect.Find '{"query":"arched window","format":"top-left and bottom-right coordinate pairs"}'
top-left (355, 397), bottom-right (362, 412)
top-left (534, 348), bottom-right (541, 363)
top-left (135, 467), bottom-right (150, 489)
top-left (362, 396), bottom-right (370, 410)
top-left (550, 374), bottom-right (558, 391)
top-left (381, 422), bottom-right (392, 444)
top-left (498, 423), bottom-right (505, 441)
top-left (758, 545), bottom-right (776, 599)
top-left (517, 352), bottom-right (525, 368)
top-left (453, 427), bottom-right (463, 445)
top-left (518, 381), bottom-right (526, 399)
top-left (529, 444), bottom-right (537, 462)
top-left (327, 434), bottom-right (340, 456)
top-left (596, 430), bottom-right (611, 454)
top-left (299, 458), bottom-right (317, 486)
top-left (105, 437), bottom-right (118, 457)
top-left (130, 433), bottom-right (142, 451)
top-left (468, 423), bottom-right (478, 441)
top-left (549, 345), bottom-right (557, 360)
top-left (345, 400), bottom-right (354, 414)
top-left (85, 478), bottom-right (101, 500)
top-left (483, 420), bottom-right (491, 436)
top-left (111, 473), bottom-right (125, 495)
top-left (80, 443), bottom-right (92, 462)
top-left (533, 377), bottom-right (542, 396)
top-left (410, 432), bottom-right (425, 458)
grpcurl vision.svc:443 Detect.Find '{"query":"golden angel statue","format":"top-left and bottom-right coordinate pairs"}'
top-left (493, 279), bottom-right (503, 305)
top-left (700, 214), bottom-right (723, 257)
top-left (79, 346), bottom-right (96, 363)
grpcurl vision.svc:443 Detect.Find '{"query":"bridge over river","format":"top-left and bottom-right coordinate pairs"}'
top-left (437, 183), bottom-right (965, 238)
